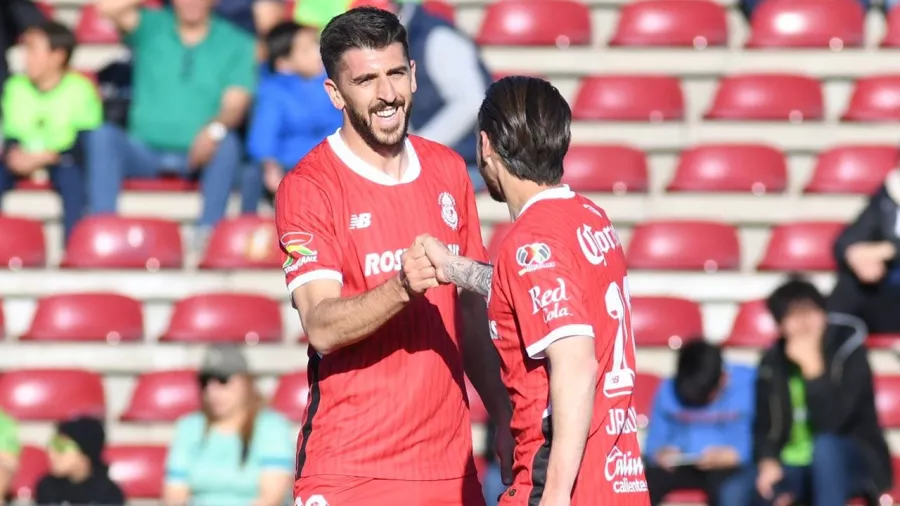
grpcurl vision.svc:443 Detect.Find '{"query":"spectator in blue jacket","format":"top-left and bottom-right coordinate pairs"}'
top-left (244, 20), bottom-right (340, 208)
top-left (643, 339), bottom-right (757, 506)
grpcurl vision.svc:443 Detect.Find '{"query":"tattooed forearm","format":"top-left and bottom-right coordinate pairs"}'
top-left (444, 256), bottom-right (494, 297)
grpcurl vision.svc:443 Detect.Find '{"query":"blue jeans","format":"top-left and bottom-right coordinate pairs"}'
top-left (0, 159), bottom-right (85, 244)
top-left (86, 123), bottom-right (241, 227)
top-left (765, 435), bottom-right (870, 506)
top-left (482, 462), bottom-right (506, 506)
top-left (240, 161), bottom-right (268, 213)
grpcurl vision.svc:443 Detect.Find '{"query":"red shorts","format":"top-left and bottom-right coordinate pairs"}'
top-left (294, 474), bottom-right (486, 506)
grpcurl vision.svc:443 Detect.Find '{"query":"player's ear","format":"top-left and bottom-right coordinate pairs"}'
top-left (323, 78), bottom-right (345, 110)
top-left (409, 60), bottom-right (418, 94)
top-left (479, 131), bottom-right (494, 159)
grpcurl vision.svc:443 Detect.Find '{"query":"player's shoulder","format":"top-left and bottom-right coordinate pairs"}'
top-left (279, 142), bottom-right (339, 192)
top-left (409, 135), bottom-right (465, 164)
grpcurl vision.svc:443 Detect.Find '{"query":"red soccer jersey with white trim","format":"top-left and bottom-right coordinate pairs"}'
top-left (275, 131), bottom-right (487, 480)
top-left (487, 186), bottom-right (649, 505)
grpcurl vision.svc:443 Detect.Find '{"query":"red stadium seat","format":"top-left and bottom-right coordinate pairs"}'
top-left (487, 223), bottom-right (513, 262)
top-left (666, 491), bottom-right (707, 503)
top-left (705, 74), bottom-right (823, 121)
top-left (563, 145), bottom-right (649, 193)
top-left (160, 293), bottom-right (283, 344)
top-left (869, 334), bottom-right (900, 349)
top-left (11, 446), bottom-right (48, 501)
top-left (284, 0), bottom-right (295, 19)
top-left (77, 70), bottom-right (99, 86)
top-left (875, 376), bottom-right (900, 428)
top-left (423, 0), bottom-right (455, 23)
top-left (75, 4), bottom-right (120, 44)
top-left (20, 293), bottom-right (143, 343)
top-left (270, 371), bottom-right (310, 422)
top-left (745, 0), bottom-right (864, 49)
top-left (633, 373), bottom-right (661, 429)
top-left (199, 216), bottom-right (281, 269)
top-left (120, 370), bottom-right (200, 422)
top-left (882, 7), bottom-right (900, 47)
top-left (36, 2), bottom-right (54, 19)
top-left (609, 0), bottom-right (727, 48)
top-left (105, 445), bottom-right (166, 499)
top-left (627, 221), bottom-right (740, 271)
top-left (0, 369), bottom-right (104, 420)
top-left (726, 300), bottom-right (778, 347)
top-left (122, 177), bottom-right (198, 192)
top-left (0, 216), bottom-right (45, 268)
top-left (62, 216), bottom-right (183, 269)
top-left (842, 76), bottom-right (900, 122)
top-left (573, 75), bottom-right (684, 121)
top-left (476, 0), bottom-right (591, 46)
top-left (668, 144), bottom-right (787, 193)
top-left (631, 297), bottom-right (703, 348)
top-left (758, 222), bottom-right (843, 271)
top-left (805, 145), bottom-right (899, 194)
top-left (466, 377), bottom-right (488, 424)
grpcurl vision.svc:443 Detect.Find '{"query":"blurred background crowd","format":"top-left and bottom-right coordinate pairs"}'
top-left (1, 0), bottom-right (900, 504)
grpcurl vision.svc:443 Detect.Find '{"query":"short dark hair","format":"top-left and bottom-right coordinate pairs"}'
top-left (265, 21), bottom-right (317, 71)
top-left (765, 274), bottom-right (827, 324)
top-left (319, 7), bottom-right (410, 81)
top-left (30, 21), bottom-right (77, 66)
top-left (478, 76), bottom-right (572, 186)
top-left (673, 339), bottom-right (723, 408)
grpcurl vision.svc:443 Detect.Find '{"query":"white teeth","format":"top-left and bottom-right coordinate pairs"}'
top-left (375, 108), bottom-right (397, 118)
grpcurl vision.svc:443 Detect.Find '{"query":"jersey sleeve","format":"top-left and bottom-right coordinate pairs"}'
top-left (275, 174), bottom-right (344, 294)
top-left (499, 235), bottom-right (594, 359)
top-left (458, 169), bottom-right (488, 263)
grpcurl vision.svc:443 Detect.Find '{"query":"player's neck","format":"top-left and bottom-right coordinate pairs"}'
top-left (507, 181), bottom-right (556, 220)
top-left (340, 128), bottom-right (408, 180)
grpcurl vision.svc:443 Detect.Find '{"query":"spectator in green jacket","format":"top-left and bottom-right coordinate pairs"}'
top-left (0, 410), bottom-right (21, 504)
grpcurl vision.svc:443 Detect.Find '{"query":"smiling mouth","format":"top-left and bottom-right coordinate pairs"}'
top-left (374, 106), bottom-right (399, 119)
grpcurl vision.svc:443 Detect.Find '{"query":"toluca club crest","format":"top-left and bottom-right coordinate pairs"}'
top-left (438, 192), bottom-right (459, 230)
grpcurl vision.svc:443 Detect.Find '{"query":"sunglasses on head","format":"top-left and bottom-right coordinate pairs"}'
top-left (198, 372), bottom-right (232, 388)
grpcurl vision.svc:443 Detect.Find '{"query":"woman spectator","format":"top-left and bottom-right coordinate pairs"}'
top-left (164, 345), bottom-right (294, 506)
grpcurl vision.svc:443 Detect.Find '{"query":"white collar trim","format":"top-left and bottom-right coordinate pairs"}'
top-left (517, 185), bottom-right (575, 219)
top-left (326, 129), bottom-right (421, 186)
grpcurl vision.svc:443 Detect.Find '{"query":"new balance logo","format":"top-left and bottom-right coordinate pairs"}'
top-left (350, 213), bottom-right (372, 230)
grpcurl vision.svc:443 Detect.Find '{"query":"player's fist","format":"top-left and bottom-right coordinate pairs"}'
top-left (416, 234), bottom-right (453, 284)
top-left (400, 243), bottom-right (439, 295)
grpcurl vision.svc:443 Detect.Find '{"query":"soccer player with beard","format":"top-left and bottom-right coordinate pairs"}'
top-left (419, 77), bottom-right (651, 506)
top-left (274, 6), bottom-right (512, 506)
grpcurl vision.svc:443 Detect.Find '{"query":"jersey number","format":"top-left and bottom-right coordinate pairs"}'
top-left (602, 276), bottom-right (637, 398)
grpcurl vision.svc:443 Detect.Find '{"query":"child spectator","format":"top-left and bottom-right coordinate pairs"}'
top-left (244, 21), bottom-right (341, 207)
top-left (35, 416), bottom-right (125, 506)
top-left (1, 21), bottom-right (100, 244)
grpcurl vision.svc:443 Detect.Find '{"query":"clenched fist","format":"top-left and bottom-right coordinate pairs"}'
top-left (415, 234), bottom-right (453, 284)
top-left (400, 243), bottom-right (440, 295)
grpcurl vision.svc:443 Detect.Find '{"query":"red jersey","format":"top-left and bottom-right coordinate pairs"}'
top-left (487, 186), bottom-right (650, 505)
top-left (275, 131), bottom-right (487, 481)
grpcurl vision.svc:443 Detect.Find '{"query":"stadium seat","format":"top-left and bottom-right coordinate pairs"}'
top-left (704, 74), bottom-right (823, 121)
top-left (199, 216), bottom-right (281, 269)
top-left (745, 0), bottom-right (864, 48)
top-left (875, 376), bottom-right (900, 428)
top-left (869, 334), bottom-right (900, 349)
top-left (423, 0), bottom-right (455, 23)
top-left (160, 293), bottom-right (283, 344)
top-left (572, 75), bottom-right (684, 121)
top-left (476, 0), bottom-right (591, 46)
top-left (0, 369), bottom-right (105, 420)
top-left (105, 445), bottom-right (166, 499)
top-left (562, 145), bottom-right (649, 193)
top-left (667, 144), bottom-right (787, 193)
top-left (120, 370), bottom-right (200, 422)
top-left (62, 216), bottom-right (183, 269)
top-left (487, 223), bottom-right (513, 262)
top-left (36, 2), bottom-right (54, 19)
top-left (270, 371), bottom-right (310, 422)
top-left (20, 293), bottom-right (143, 343)
top-left (758, 222), bottom-right (843, 271)
top-left (805, 145), bottom-right (899, 194)
top-left (666, 491), bottom-right (707, 503)
top-left (627, 221), bottom-right (740, 271)
top-left (75, 4), bottom-right (120, 44)
top-left (122, 177), bottom-right (198, 192)
top-left (609, 0), bottom-right (727, 48)
top-left (631, 297), bottom-right (703, 348)
top-left (0, 216), bottom-right (45, 268)
top-left (725, 300), bottom-right (778, 347)
top-left (842, 76), bottom-right (900, 122)
top-left (11, 446), bottom-right (48, 501)
top-left (466, 377), bottom-right (488, 424)
top-left (882, 7), bottom-right (900, 47)
top-left (633, 373), bottom-right (661, 429)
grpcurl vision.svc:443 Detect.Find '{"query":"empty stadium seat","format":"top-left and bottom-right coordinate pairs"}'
top-left (423, 0), bottom-right (455, 23)
top-left (631, 297), bottom-right (703, 348)
top-left (666, 491), bottom-right (707, 504)
top-left (875, 376), bottom-right (900, 428)
top-left (882, 7), bottom-right (900, 47)
top-left (75, 4), bottom-right (120, 44)
top-left (745, 0), bottom-right (864, 48)
top-left (705, 74), bottom-right (823, 121)
top-left (726, 300), bottom-right (778, 347)
top-left (842, 76), bottom-right (900, 122)
top-left (160, 293), bottom-right (283, 344)
top-left (572, 76), bottom-right (684, 121)
top-left (562, 145), bottom-right (649, 193)
top-left (199, 216), bottom-right (281, 269)
top-left (0, 216), bottom-right (45, 268)
top-left (476, 0), bottom-right (591, 46)
top-left (633, 373), bottom-right (661, 428)
top-left (758, 222), bottom-right (843, 271)
top-left (609, 0), bottom-right (727, 48)
top-left (868, 334), bottom-right (900, 349)
top-left (20, 293), bottom-right (143, 342)
top-left (0, 369), bottom-right (105, 420)
top-left (270, 371), bottom-right (309, 422)
top-left (11, 446), bottom-right (48, 501)
top-left (627, 221), bottom-right (740, 271)
top-left (120, 370), bottom-right (200, 422)
top-left (805, 145), bottom-right (899, 194)
top-left (62, 216), bottom-right (183, 269)
top-left (466, 377), bottom-right (488, 424)
top-left (667, 144), bottom-right (787, 193)
top-left (106, 445), bottom-right (166, 499)
top-left (487, 223), bottom-right (512, 262)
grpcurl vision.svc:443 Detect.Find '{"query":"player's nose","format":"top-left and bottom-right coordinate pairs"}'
top-left (375, 75), bottom-right (398, 103)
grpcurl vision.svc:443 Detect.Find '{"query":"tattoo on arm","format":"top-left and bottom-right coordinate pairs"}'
top-left (444, 256), bottom-right (494, 297)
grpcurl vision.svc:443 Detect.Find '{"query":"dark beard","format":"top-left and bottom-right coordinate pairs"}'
top-left (346, 99), bottom-right (412, 151)
top-left (479, 157), bottom-right (505, 202)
